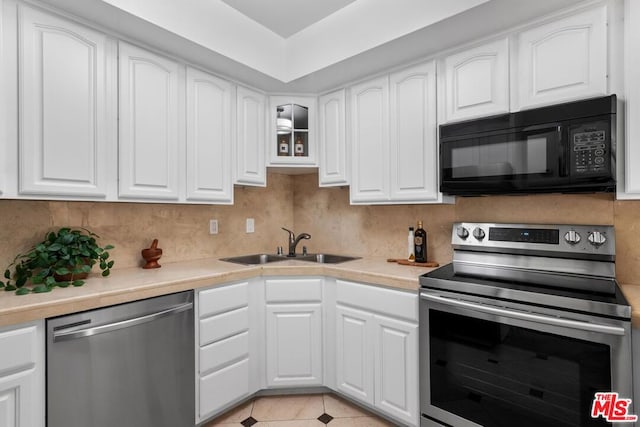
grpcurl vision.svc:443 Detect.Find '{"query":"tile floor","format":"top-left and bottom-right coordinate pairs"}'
top-left (204, 393), bottom-right (395, 426)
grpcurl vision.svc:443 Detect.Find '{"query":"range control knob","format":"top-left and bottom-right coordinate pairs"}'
top-left (588, 231), bottom-right (607, 246)
top-left (456, 226), bottom-right (470, 239)
top-left (472, 227), bottom-right (486, 240)
top-left (564, 230), bottom-right (581, 245)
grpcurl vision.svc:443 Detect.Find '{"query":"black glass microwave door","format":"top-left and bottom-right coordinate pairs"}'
top-left (429, 309), bottom-right (611, 427)
top-left (441, 126), bottom-right (563, 193)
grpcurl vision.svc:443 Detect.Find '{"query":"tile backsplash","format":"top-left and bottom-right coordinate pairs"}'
top-left (1, 172), bottom-right (640, 284)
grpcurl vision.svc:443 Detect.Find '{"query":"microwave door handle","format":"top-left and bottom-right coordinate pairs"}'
top-left (520, 123), bottom-right (562, 132)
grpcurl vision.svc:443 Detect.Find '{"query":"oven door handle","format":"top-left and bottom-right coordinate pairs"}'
top-left (420, 292), bottom-right (626, 336)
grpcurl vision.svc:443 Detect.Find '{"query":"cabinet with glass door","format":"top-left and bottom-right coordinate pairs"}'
top-left (268, 96), bottom-right (317, 166)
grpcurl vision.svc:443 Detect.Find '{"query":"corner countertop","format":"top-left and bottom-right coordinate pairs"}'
top-left (0, 257), bottom-right (435, 327)
top-left (621, 284), bottom-right (640, 329)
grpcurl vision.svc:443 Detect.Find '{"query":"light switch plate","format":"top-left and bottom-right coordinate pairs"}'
top-left (209, 219), bottom-right (218, 235)
top-left (246, 218), bottom-right (255, 233)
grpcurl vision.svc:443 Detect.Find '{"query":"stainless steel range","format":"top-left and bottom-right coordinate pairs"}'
top-left (419, 223), bottom-right (633, 427)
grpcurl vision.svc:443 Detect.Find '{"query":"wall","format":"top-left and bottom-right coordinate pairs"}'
top-left (0, 173), bottom-right (294, 271)
top-left (292, 173), bottom-right (640, 285)
top-left (1, 171), bottom-right (640, 286)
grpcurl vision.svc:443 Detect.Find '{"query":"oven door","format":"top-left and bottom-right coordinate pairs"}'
top-left (419, 289), bottom-right (633, 427)
top-left (440, 124), bottom-right (565, 195)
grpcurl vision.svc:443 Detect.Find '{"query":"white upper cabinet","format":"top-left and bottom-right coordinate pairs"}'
top-left (389, 61), bottom-right (438, 202)
top-left (235, 86), bottom-right (266, 186)
top-left (350, 61), bottom-right (444, 204)
top-left (514, 5), bottom-right (608, 110)
top-left (268, 95), bottom-right (317, 167)
top-left (440, 38), bottom-right (510, 123)
top-left (350, 75), bottom-right (390, 203)
top-left (622, 0), bottom-right (640, 198)
top-left (18, 6), bottom-right (113, 198)
top-left (118, 41), bottom-right (182, 200)
top-left (318, 89), bottom-right (348, 187)
top-left (186, 67), bottom-right (234, 204)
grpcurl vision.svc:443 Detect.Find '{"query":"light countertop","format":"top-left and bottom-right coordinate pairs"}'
top-left (3, 257), bottom-right (639, 329)
top-left (0, 257), bottom-right (435, 327)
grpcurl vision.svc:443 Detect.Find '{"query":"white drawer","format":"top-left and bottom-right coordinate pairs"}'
top-left (199, 331), bottom-right (249, 374)
top-left (0, 323), bottom-right (39, 374)
top-left (199, 358), bottom-right (249, 419)
top-left (336, 280), bottom-right (418, 321)
top-left (198, 281), bottom-right (248, 318)
top-left (265, 278), bottom-right (323, 303)
top-left (199, 307), bottom-right (249, 346)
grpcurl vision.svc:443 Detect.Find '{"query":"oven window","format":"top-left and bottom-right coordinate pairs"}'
top-left (429, 309), bottom-right (611, 427)
top-left (450, 136), bottom-right (548, 178)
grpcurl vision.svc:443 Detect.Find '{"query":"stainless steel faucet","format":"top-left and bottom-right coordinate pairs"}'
top-left (281, 227), bottom-right (311, 257)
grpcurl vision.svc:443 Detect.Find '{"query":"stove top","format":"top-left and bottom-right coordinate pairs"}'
top-left (421, 263), bottom-right (631, 320)
top-left (420, 222), bottom-right (631, 320)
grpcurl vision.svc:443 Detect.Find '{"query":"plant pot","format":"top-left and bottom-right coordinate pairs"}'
top-left (53, 260), bottom-right (92, 282)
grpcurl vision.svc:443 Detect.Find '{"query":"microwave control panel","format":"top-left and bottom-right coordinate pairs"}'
top-left (570, 124), bottom-right (609, 175)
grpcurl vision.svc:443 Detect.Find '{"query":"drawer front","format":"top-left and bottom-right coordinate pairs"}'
top-left (199, 331), bottom-right (249, 374)
top-left (0, 323), bottom-right (38, 374)
top-left (199, 307), bottom-right (249, 346)
top-left (198, 281), bottom-right (248, 318)
top-left (336, 280), bottom-right (418, 321)
top-left (265, 278), bottom-right (323, 303)
top-left (199, 358), bottom-right (249, 419)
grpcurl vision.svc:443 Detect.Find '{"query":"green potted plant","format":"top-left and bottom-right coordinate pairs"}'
top-left (0, 227), bottom-right (114, 295)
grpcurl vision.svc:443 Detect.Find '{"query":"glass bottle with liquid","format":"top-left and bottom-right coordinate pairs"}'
top-left (414, 221), bottom-right (427, 263)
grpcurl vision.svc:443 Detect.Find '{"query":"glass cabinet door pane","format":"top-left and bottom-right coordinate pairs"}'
top-left (293, 104), bottom-right (308, 129)
top-left (293, 132), bottom-right (308, 157)
top-left (277, 132), bottom-right (292, 156)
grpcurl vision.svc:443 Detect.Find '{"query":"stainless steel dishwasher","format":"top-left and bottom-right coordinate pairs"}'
top-left (47, 291), bottom-right (194, 427)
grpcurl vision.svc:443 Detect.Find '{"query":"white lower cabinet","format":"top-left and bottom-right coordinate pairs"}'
top-left (335, 305), bottom-right (375, 405)
top-left (265, 278), bottom-right (323, 387)
top-left (196, 281), bottom-right (254, 423)
top-left (0, 320), bottom-right (45, 427)
top-left (374, 314), bottom-right (418, 425)
top-left (335, 280), bottom-right (419, 426)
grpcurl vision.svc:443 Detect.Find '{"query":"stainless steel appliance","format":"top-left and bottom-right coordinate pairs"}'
top-left (439, 95), bottom-right (616, 195)
top-left (419, 223), bottom-right (632, 427)
top-left (47, 291), bottom-right (194, 427)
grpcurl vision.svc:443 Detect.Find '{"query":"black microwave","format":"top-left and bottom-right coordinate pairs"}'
top-left (439, 95), bottom-right (616, 196)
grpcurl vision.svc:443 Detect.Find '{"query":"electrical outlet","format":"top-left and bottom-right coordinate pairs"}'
top-left (209, 219), bottom-right (218, 235)
top-left (246, 218), bottom-right (255, 233)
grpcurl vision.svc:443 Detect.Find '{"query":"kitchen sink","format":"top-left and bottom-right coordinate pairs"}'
top-left (298, 253), bottom-right (360, 264)
top-left (220, 253), bottom-right (359, 265)
top-left (220, 254), bottom-right (288, 265)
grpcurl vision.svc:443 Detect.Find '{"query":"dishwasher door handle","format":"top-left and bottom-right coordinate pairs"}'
top-left (52, 302), bottom-right (193, 342)
top-left (420, 292), bottom-right (626, 336)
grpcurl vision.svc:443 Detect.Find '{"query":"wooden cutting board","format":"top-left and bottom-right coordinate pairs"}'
top-left (387, 258), bottom-right (439, 267)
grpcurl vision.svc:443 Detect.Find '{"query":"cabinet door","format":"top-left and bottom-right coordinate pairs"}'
top-left (441, 38), bottom-right (509, 123)
top-left (18, 6), bottom-right (111, 198)
top-left (118, 41), bottom-right (181, 200)
top-left (350, 76), bottom-right (389, 203)
top-left (623, 0), bottom-right (640, 198)
top-left (186, 67), bottom-right (233, 203)
top-left (318, 89), bottom-right (348, 186)
top-left (373, 315), bottom-right (418, 426)
top-left (266, 304), bottom-right (322, 387)
top-left (236, 86), bottom-right (266, 186)
top-left (0, 321), bottom-right (44, 427)
top-left (268, 96), bottom-right (316, 166)
top-left (335, 305), bottom-right (374, 405)
top-left (389, 61), bottom-right (438, 202)
top-left (515, 6), bottom-right (608, 110)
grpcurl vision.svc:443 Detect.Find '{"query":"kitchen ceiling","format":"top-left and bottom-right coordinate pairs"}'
top-left (220, 0), bottom-right (358, 38)
top-left (43, 0), bottom-right (588, 92)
